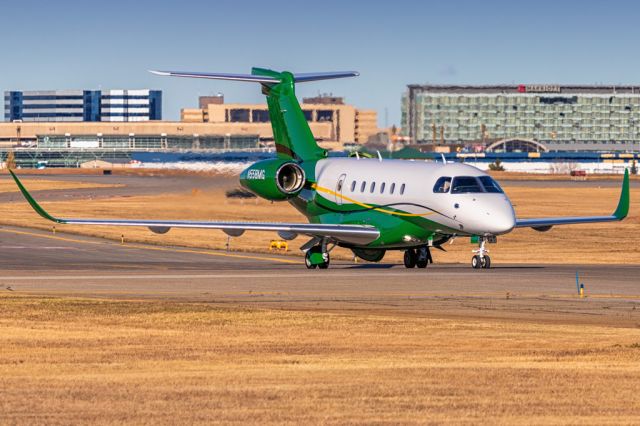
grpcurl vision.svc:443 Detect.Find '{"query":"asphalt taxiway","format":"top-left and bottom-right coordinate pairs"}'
top-left (1, 225), bottom-right (639, 327)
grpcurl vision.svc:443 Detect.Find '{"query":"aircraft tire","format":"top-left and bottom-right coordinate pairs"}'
top-left (471, 255), bottom-right (482, 269)
top-left (305, 251), bottom-right (317, 269)
top-left (404, 249), bottom-right (417, 268)
top-left (481, 255), bottom-right (491, 269)
top-left (318, 253), bottom-right (330, 269)
top-left (416, 259), bottom-right (428, 268)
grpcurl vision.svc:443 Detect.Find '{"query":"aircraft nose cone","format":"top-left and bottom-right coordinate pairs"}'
top-left (486, 206), bottom-right (516, 235)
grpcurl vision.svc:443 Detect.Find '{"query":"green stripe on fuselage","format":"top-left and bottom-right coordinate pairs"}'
top-left (290, 191), bottom-right (459, 248)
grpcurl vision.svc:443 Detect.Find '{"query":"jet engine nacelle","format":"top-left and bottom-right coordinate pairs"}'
top-left (240, 159), bottom-right (306, 201)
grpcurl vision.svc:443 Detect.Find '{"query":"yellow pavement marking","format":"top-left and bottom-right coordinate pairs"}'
top-left (312, 183), bottom-right (436, 217)
top-left (0, 228), bottom-right (104, 245)
top-left (124, 242), bottom-right (298, 264)
top-left (0, 228), bottom-right (298, 264)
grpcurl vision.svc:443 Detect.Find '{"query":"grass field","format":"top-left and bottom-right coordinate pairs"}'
top-left (0, 178), bottom-right (119, 193)
top-left (1, 295), bottom-right (639, 424)
top-left (0, 175), bottom-right (637, 265)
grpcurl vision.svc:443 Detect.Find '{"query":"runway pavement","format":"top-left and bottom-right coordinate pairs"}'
top-left (1, 225), bottom-right (639, 327)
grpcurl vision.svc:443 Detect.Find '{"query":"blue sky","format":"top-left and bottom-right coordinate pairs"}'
top-left (2, 0), bottom-right (640, 126)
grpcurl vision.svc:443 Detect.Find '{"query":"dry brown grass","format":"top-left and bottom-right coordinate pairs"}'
top-left (0, 167), bottom-right (239, 178)
top-left (1, 294), bottom-right (640, 424)
top-left (0, 179), bottom-right (637, 265)
top-left (0, 178), bottom-right (118, 193)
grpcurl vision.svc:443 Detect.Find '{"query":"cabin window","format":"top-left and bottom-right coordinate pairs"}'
top-left (433, 177), bottom-right (452, 193)
top-left (370, 182), bottom-right (376, 193)
top-left (380, 182), bottom-right (386, 194)
top-left (350, 181), bottom-right (356, 192)
top-left (400, 183), bottom-right (406, 195)
top-left (390, 183), bottom-right (396, 194)
top-left (451, 176), bottom-right (484, 194)
top-left (361, 181), bottom-right (367, 192)
top-left (478, 176), bottom-right (504, 193)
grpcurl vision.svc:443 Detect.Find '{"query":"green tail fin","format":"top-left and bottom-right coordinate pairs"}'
top-left (252, 68), bottom-right (326, 162)
top-left (150, 67), bottom-right (358, 162)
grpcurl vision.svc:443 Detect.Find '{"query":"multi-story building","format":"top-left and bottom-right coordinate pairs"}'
top-left (4, 89), bottom-right (162, 122)
top-left (181, 95), bottom-right (379, 145)
top-left (402, 84), bottom-right (640, 151)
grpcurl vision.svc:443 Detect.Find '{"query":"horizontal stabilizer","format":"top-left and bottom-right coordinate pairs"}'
top-left (149, 70), bottom-right (359, 83)
top-left (149, 70), bottom-right (280, 83)
top-left (291, 71), bottom-right (360, 82)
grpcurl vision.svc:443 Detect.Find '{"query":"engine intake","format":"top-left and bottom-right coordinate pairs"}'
top-left (240, 159), bottom-right (307, 201)
top-left (276, 162), bottom-right (305, 194)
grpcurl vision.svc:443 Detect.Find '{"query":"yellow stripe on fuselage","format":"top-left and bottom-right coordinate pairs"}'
top-left (311, 184), bottom-right (435, 217)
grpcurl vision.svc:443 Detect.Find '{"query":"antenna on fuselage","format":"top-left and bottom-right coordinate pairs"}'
top-left (355, 151), bottom-right (360, 160)
top-left (376, 151), bottom-right (382, 162)
top-left (440, 153), bottom-right (447, 164)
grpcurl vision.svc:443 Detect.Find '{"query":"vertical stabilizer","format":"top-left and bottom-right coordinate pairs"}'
top-left (150, 68), bottom-right (359, 162)
top-left (252, 68), bottom-right (325, 161)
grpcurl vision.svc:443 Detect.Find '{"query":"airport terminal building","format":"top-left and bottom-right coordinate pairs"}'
top-left (4, 89), bottom-right (162, 122)
top-left (402, 84), bottom-right (640, 151)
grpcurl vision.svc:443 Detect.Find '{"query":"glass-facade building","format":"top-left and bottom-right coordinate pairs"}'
top-left (402, 84), bottom-right (640, 151)
top-left (4, 89), bottom-right (162, 122)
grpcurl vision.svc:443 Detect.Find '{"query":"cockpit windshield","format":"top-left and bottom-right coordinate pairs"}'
top-left (451, 176), bottom-right (484, 194)
top-left (478, 176), bottom-right (504, 193)
top-left (433, 177), bottom-right (452, 193)
top-left (435, 175), bottom-right (505, 194)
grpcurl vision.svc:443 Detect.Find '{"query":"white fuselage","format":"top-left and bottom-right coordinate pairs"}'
top-left (314, 158), bottom-right (516, 236)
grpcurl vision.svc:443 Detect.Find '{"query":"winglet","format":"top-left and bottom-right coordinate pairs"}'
top-left (613, 168), bottom-right (630, 220)
top-left (9, 170), bottom-right (65, 224)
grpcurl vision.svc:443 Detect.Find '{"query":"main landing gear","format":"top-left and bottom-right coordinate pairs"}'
top-left (304, 238), bottom-right (332, 269)
top-left (403, 246), bottom-right (432, 269)
top-left (305, 246), bottom-right (330, 269)
top-left (471, 237), bottom-right (491, 269)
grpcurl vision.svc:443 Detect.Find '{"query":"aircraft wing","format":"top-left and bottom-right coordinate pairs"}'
top-left (9, 171), bottom-right (379, 246)
top-left (515, 169), bottom-right (630, 231)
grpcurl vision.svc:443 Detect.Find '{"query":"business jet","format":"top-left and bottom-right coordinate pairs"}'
top-left (10, 68), bottom-right (630, 269)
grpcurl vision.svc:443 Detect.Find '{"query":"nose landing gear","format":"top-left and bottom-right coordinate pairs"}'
top-left (471, 237), bottom-right (492, 269)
